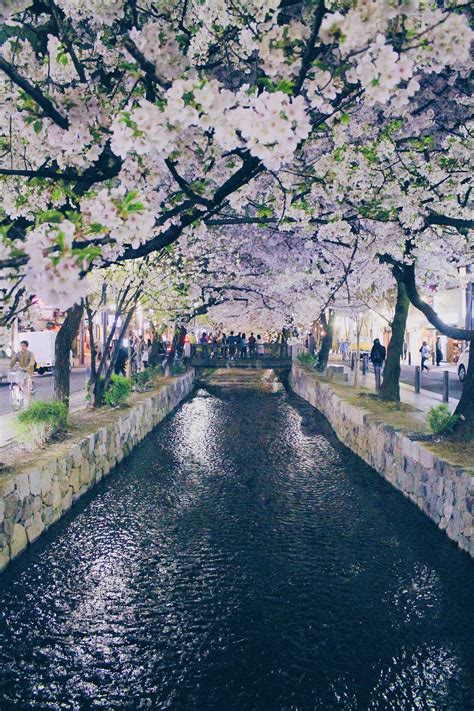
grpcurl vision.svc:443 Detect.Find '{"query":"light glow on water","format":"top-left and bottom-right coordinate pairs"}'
top-left (0, 378), bottom-right (472, 709)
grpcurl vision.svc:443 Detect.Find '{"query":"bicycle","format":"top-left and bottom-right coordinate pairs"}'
top-left (8, 368), bottom-right (31, 410)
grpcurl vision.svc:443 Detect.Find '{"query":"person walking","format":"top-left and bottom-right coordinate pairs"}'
top-left (10, 339), bottom-right (36, 406)
top-left (240, 333), bottom-right (247, 359)
top-left (420, 341), bottom-right (430, 371)
top-left (435, 337), bottom-right (443, 367)
top-left (370, 338), bottom-right (386, 385)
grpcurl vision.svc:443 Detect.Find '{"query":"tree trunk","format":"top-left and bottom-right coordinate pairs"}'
top-left (354, 322), bottom-right (361, 388)
top-left (399, 259), bottom-right (474, 439)
top-left (453, 338), bottom-right (474, 440)
top-left (53, 301), bottom-right (84, 409)
top-left (379, 279), bottom-right (409, 401)
top-left (316, 309), bottom-right (335, 372)
top-left (93, 309), bottom-right (135, 408)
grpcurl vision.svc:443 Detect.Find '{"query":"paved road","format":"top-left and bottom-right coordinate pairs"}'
top-left (0, 363), bottom-right (464, 415)
top-left (0, 369), bottom-right (88, 416)
top-left (399, 364), bottom-right (463, 399)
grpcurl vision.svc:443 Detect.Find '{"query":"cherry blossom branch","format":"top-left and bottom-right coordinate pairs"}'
top-left (295, 0), bottom-right (326, 93)
top-left (165, 159), bottom-right (212, 207)
top-left (402, 261), bottom-right (474, 340)
top-left (0, 56), bottom-right (69, 130)
top-left (122, 37), bottom-right (172, 90)
top-left (47, 0), bottom-right (87, 83)
top-left (0, 167), bottom-right (98, 183)
top-left (425, 213), bottom-right (474, 230)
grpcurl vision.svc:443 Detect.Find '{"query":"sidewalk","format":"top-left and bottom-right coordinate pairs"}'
top-left (331, 360), bottom-right (459, 425)
top-left (0, 389), bottom-right (86, 450)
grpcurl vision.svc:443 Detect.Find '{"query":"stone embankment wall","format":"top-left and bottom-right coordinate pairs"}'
top-left (290, 365), bottom-right (473, 557)
top-left (0, 371), bottom-right (194, 572)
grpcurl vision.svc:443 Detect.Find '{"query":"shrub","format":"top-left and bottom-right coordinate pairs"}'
top-left (104, 375), bottom-right (131, 407)
top-left (427, 404), bottom-right (460, 436)
top-left (297, 352), bottom-right (317, 367)
top-left (169, 361), bottom-right (186, 376)
top-left (132, 365), bottom-right (161, 392)
top-left (17, 400), bottom-right (68, 448)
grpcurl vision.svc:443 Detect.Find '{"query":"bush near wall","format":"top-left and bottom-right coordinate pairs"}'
top-left (104, 375), bottom-right (131, 407)
top-left (17, 401), bottom-right (68, 448)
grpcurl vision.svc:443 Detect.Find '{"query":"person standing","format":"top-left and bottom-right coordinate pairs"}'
top-left (370, 338), bottom-right (386, 382)
top-left (200, 332), bottom-right (209, 359)
top-left (186, 331), bottom-right (196, 357)
top-left (10, 339), bottom-right (36, 406)
top-left (340, 340), bottom-right (349, 362)
top-left (256, 335), bottom-right (264, 357)
top-left (228, 331), bottom-right (236, 359)
top-left (240, 333), bottom-right (247, 358)
top-left (248, 332), bottom-right (256, 358)
top-left (211, 334), bottom-right (219, 358)
top-left (115, 344), bottom-right (128, 375)
top-left (435, 337), bottom-right (443, 367)
top-left (220, 333), bottom-right (227, 358)
top-left (141, 341), bottom-right (150, 369)
top-left (420, 341), bottom-right (430, 371)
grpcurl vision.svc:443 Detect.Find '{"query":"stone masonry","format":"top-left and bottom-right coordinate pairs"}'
top-left (290, 364), bottom-right (473, 558)
top-left (0, 370), bottom-right (195, 573)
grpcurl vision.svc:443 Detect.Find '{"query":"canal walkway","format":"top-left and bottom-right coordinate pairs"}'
top-left (0, 361), bottom-right (460, 451)
top-left (0, 375), bottom-right (472, 709)
top-left (329, 359), bottom-right (460, 425)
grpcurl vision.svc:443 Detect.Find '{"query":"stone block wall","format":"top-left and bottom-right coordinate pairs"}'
top-left (0, 370), bottom-right (195, 572)
top-left (290, 364), bottom-right (473, 557)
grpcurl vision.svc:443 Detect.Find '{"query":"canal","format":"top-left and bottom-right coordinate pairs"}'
top-left (0, 374), bottom-right (473, 710)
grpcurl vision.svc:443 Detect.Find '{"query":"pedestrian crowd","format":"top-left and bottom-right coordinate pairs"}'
top-left (114, 335), bottom-right (161, 376)
top-left (194, 331), bottom-right (266, 359)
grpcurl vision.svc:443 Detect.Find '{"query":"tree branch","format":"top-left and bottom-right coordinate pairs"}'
top-left (0, 56), bottom-right (69, 130)
top-left (425, 212), bottom-right (474, 230)
top-left (402, 262), bottom-right (474, 340)
top-left (122, 37), bottom-right (172, 90)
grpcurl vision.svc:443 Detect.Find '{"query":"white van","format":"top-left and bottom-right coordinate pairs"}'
top-left (14, 331), bottom-right (57, 374)
top-left (457, 347), bottom-right (469, 382)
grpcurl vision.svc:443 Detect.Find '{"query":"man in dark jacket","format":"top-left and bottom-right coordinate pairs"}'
top-left (370, 338), bottom-right (386, 379)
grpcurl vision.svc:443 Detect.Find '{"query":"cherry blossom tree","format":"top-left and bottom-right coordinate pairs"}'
top-left (1, 0), bottom-right (472, 320)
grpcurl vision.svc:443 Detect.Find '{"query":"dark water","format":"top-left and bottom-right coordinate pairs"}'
top-left (0, 380), bottom-right (473, 710)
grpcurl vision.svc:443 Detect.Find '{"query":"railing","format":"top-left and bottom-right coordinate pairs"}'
top-left (189, 342), bottom-right (290, 361)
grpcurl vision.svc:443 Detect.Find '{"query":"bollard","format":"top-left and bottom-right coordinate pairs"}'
top-left (415, 365), bottom-right (421, 393)
top-left (443, 370), bottom-right (449, 403)
top-left (362, 353), bottom-right (368, 375)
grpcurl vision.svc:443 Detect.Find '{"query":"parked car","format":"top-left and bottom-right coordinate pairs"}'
top-left (457, 347), bottom-right (470, 382)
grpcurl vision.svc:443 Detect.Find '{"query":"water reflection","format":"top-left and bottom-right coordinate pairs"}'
top-left (0, 377), bottom-right (472, 710)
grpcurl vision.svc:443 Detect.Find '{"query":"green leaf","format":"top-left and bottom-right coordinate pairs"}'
top-left (36, 209), bottom-right (63, 225)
